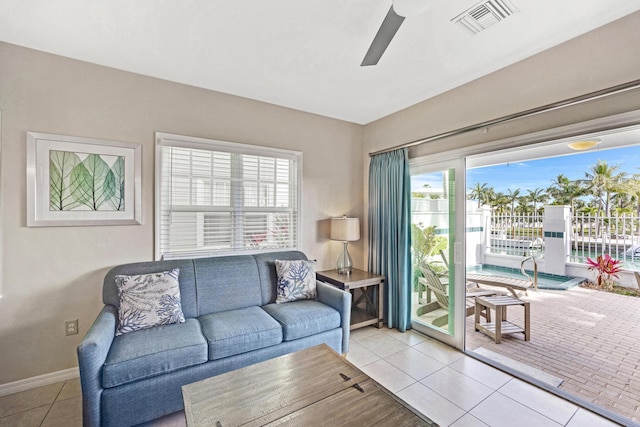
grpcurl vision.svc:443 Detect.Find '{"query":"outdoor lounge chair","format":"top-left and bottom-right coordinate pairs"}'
top-left (439, 249), bottom-right (449, 269)
top-left (466, 273), bottom-right (533, 298)
top-left (417, 267), bottom-right (493, 327)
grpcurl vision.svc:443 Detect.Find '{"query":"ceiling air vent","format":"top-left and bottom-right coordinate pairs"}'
top-left (452, 0), bottom-right (518, 35)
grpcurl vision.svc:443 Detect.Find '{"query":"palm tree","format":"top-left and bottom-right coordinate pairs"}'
top-left (585, 160), bottom-right (622, 218)
top-left (611, 190), bottom-right (633, 212)
top-left (526, 188), bottom-right (547, 216)
top-left (505, 188), bottom-right (521, 238)
top-left (506, 188), bottom-right (521, 216)
top-left (468, 183), bottom-right (491, 209)
top-left (622, 174), bottom-right (640, 216)
top-left (515, 196), bottom-right (531, 215)
top-left (547, 174), bottom-right (568, 203)
top-left (547, 174), bottom-right (586, 212)
top-left (489, 192), bottom-right (509, 215)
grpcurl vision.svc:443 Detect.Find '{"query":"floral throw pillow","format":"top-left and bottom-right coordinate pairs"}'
top-left (115, 268), bottom-right (185, 336)
top-left (275, 259), bottom-right (317, 304)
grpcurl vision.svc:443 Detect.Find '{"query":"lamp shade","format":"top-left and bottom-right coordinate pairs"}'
top-left (330, 217), bottom-right (360, 242)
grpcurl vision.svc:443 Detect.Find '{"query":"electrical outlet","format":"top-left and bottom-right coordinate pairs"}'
top-left (65, 319), bottom-right (78, 336)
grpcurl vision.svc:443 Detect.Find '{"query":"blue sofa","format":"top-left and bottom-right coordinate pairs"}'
top-left (77, 251), bottom-right (351, 427)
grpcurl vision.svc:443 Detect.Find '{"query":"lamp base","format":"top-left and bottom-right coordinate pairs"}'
top-left (337, 242), bottom-right (353, 275)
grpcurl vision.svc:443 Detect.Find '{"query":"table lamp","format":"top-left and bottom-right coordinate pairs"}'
top-left (330, 216), bottom-right (360, 274)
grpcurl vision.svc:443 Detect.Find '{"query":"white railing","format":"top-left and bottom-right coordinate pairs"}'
top-left (413, 199), bottom-right (640, 275)
top-left (489, 213), bottom-right (544, 256)
top-left (570, 212), bottom-right (640, 264)
top-left (489, 211), bottom-right (640, 264)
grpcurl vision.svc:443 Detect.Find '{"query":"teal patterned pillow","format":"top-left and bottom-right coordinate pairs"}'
top-left (115, 268), bottom-right (185, 336)
top-left (275, 259), bottom-right (317, 304)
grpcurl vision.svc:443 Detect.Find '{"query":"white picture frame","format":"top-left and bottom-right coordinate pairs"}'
top-left (27, 132), bottom-right (142, 226)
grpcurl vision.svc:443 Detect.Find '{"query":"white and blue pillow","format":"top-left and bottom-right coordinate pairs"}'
top-left (115, 268), bottom-right (185, 335)
top-left (275, 259), bottom-right (317, 304)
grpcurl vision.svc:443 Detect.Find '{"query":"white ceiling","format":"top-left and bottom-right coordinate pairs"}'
top-left (2, 0), bottom-right (640, 124)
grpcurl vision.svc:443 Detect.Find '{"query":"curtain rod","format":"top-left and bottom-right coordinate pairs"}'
top-left (369, 78), bottom-right (640, 157)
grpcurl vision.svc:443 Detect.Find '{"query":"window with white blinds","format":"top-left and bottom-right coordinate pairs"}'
top-left (155, 133), bottom-right (301, 260)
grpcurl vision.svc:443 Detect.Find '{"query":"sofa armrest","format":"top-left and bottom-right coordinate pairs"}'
top-left (316, 281), bottom-right (351, 354)
top-left (77, 305), bottom-right (117, 427)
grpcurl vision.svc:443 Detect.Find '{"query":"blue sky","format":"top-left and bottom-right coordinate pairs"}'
top-left (412, 146), bottom-right (640, 194)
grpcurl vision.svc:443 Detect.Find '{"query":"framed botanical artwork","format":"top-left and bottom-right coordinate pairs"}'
top-left (27, 132), bottom-right (142, 226)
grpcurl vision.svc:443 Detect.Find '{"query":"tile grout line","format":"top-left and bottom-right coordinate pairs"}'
top-left (563, 410), bottom-right (580, 427)
top-left (39, 380), bottom-right (67, 427)
top-left (39, 403), bottom-right (55, 427)
top-left (494, 387), bottom-right (571, 426)
top-left (0, 403), bottom-right (52, 422)
top-left (457, 389), bottom-right (502, 427)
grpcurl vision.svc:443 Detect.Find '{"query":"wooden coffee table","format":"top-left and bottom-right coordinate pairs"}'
top-left (182, 344), bottom-right (438, 426)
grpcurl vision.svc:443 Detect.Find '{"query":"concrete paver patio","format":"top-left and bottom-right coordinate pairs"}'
top-left (464, 286), bottom-right (640, 424)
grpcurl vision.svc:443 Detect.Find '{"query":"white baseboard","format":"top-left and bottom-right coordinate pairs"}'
top-left (0, 367), bottom-right (80, 397)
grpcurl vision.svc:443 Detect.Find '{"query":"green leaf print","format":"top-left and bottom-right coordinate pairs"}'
top-left (50, 150), bottom-right (124, 211)
top-left (69, 162), bottom-right (94, 208)
top-left (84, 154), bottom-right (117, 210)
top-left (49, 150), bottom-right (82, 211)
top-left (110, 156), bottom-right (125, 211)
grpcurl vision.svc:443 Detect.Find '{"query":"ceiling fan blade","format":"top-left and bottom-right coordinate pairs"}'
top-left (361, 6), bottom-right (405, 67)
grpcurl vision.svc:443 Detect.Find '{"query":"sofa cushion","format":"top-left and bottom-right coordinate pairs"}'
top-left (262, 300), bottom-right (341, 341)
top-left (115, 268), bottom-right (185, 336)
top-left (194, 256), bottom-right (262, 315)
top-left (103, 318), bottom-right (207, 388)
top-left (199, 306), bottom-right (283, 360)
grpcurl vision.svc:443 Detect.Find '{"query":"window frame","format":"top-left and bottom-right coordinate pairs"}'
top-left (155, 133), bottom-right (302, 260)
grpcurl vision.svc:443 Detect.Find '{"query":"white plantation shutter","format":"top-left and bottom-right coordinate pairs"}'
top-left (155, 133), bottom-right (301, 260)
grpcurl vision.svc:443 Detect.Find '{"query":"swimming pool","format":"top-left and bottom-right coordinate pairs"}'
top-left (466, 264), bottom-right (585, 290)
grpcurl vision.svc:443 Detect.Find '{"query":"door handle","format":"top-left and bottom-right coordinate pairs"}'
top-left (454, 242), bottom-right (462, 265)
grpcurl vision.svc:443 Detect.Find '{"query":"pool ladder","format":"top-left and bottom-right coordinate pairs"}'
top-left (520, 255), bottom-right (538, 291)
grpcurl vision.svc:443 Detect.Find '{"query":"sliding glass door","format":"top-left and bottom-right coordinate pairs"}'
top-left (410, 158), bottom-right (465, 348)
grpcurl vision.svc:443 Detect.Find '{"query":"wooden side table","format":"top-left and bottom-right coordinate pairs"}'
top-left (316, 269), bottom-right (384, 330)
top-left (474, 295), bottom-right (530, 344)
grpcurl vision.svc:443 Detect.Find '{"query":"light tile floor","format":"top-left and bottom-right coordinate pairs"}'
top-left (0, 378), bottom-right (82, 427)
top-left (0, 327), bottom-right (625, 426)
top-left (348, 326), bottom-right (623, 427)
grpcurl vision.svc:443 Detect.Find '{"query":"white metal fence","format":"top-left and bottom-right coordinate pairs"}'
top-left (570, 212), bottom-right (640, 264)
top-left (489, 211), bottom-right (640, 265)
top-left (489, 213), bottom-right (544, 256)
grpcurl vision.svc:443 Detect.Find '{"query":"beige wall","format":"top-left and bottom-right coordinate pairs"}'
top-left (0, 42), bottom-right (363, 384)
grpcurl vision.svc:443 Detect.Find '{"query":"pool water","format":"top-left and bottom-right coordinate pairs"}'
top-left (466, 264), bottom-right (585, 291)
top-left (491, 247), bottom-right (640, 270)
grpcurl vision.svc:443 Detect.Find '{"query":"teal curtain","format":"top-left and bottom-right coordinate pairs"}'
top-left (368, 149), bottom-right (412, 331)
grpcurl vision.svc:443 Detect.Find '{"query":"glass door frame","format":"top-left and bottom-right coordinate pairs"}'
top-left (409, 156), bottom-right (466, 350)
top-left (405, 111), bottom-right (640, 427)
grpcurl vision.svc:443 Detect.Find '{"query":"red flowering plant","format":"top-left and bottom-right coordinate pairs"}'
top-left (586, 254), bottom-right (622, 290)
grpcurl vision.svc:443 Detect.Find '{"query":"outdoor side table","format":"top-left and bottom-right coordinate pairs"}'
top-left (316, 269), bottom-right (384, 330)
top-left (474, 295), bottom-right (530, 343)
